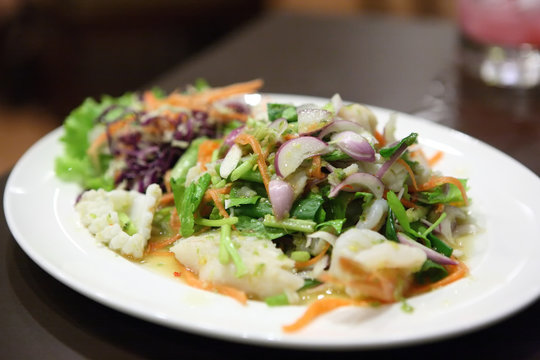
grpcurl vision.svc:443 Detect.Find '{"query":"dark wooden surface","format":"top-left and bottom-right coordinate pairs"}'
top-left (2, 12), bottom-right (540, 359)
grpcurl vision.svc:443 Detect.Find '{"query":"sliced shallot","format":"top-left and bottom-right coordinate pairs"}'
top-left (328, 172), bottom-right (384, 199)
top-left (268, 179), bottom-right (295, 220)
top-left (331, 131), bottom-right (375, 162)
top-left (275, 136), bottom-right (329, 178)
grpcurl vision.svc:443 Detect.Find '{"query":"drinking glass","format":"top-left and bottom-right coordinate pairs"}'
top-left (458, 0), bottom-right (540, 88)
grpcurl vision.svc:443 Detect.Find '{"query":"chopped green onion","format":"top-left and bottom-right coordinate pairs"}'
top-left (263, 215), bottom-right (316, 233)
top-left (195, 217), bottom-right (239, 227)
top-left (220, 224), bottom-right (247, 278)
top-left (230, 155), bottom-right (257, 182)
top-left (290, 251), bottom-right (311, 262)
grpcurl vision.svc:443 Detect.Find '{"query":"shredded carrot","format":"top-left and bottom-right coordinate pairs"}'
top-left (396, 158), bottom-right (418, 191)
top-left (197, 139), bottom-right (221, 170)
top-left (309, 155), bottom-right (325, 179)
top-left (146, 234), bottom-right (181, 255)
top-left (374, 130), bottom-right (386, 147)
top-left (283, 133), bottom-right (299, 141)
top-left (209, 108), bottom-right (249, 123)
top-left (202, 184), bottom-right (231, 203)
top-left (282, 298), bottom-right (355, 333)
top-left (295, 242), bottom-right (331, 269)
top-left (205, 188), bottom-right (230, 218)
top-left (407, 259), bottom-right (469, 296)
top-left (434, 202), bottom-right (445, 214)
top-left (169, 208), bottom-right (181, 233)
top-left (163, 170), bottom-right (172, 194)
top-left (428, 150), bottom-right (444, 167)
top-left (87, 116), bottom-right (135, 166)
top-left (234, 133), bottom-right (270, 194)
top-left (159, 192), bottom-right (175, 206)
top-left (158, 79), bottom-right (263, 110)
top-left (416, 176), bottom-right (468, 206)
top-left (173, 257), bottom-right (247, 304)
top-left (143, 91), bottom-right (160, 110)
top-left (201, 78), bottom-right (264, 104)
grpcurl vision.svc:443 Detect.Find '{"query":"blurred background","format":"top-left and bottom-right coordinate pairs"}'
top-left (0, 0), bottom-right (455, 173)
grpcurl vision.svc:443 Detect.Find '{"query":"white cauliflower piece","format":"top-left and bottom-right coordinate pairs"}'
top-left (170, 230), bottom-right (304, 299)
top-left (76, 184), bottom-right (162, 259)
top-left (328, 228), bottom-right (426, 301)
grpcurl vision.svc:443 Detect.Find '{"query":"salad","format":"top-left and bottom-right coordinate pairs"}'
top-left (55, 79), bottom-right (476, 332)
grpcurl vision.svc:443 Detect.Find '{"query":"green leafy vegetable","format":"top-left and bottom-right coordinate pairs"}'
top-left (174, 173), bottom-right (211, 237)
top-left (290, 193), bottom-right (325, 221)
top-left (267, 103), bottom-right (298, 122)
top-left (414, 259), bottom-right (449, 284)
top-left (379, 133), bottom-right (418, 158)
top-left (235, 216), bottom-right (286, 240)
top-left (263, 215), bottom-right (316, 233)
top-left (219, 224), bottom-right (247, 277)
top-left (417, 179), bottom-right (468, 205)
top-left (55, 93), bottom-right (136, 190)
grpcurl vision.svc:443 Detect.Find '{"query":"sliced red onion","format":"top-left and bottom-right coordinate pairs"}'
top-left (268, 179), bottom-right (295, 220)
top-left (297, 107), bottom-right (333, 135)
top-left (331, 131), bottom-right (375, 162)
top-left (223, 126), bottom-right (245, 147)
top-left (219, 144), bottom-right (242, 179)
top-left (397, 232), bottom-right (458, 265)
top-left (275, 136), bottom-right (329, 178)
top-left (328, 172), bottom-right (384, 199)
top-left (318, 119), bottom-right (367, 139)
top-left (375, 142), bottom-right (408, 179)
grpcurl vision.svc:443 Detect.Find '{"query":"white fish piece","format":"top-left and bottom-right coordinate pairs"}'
top-left (170, 231), bottom-right (304, 299)
top-left (76, 184), bottom-right (162, 258)
top-left (328, 228), bottom-right (426, 300)
top-left (330, 228), bottom-right (426, 274)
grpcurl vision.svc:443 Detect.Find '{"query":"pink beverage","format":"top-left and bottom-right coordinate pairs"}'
top-left (458, 0), bottom-right (540, 47)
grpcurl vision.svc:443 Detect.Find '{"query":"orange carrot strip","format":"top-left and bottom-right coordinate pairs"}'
top-left (169, 208), bottom-right (181, 233)
top-left (201, 79), bottom-right (264, 103)
top-left (205, 188), bottom-right (229, 218)
top-left (234, 133), bottom-right (270, 194)
top-left (396, 158), bottom-right (418, 191)
top-left (407, 260), bottom-right (468, 296)
top-left (416, 176), bottom-right (468, 206)
top-left (428, 150), bottom-right (444, 167)
top-left (374, 130), bottom-right (386, 147)
top-left (309, 155), bottom-right (325, 179)
top-left (197, 139), bottom-right (221, 170)
top-left (283, 133), bottom-right (299, 141)
top-left (209, 108), bottom-right (249, 123)
top-left (146, 234), bottom-right (181, 255)
top-left (282, 298), bottom-right (355, 333)
top-left (173, 258), bottom-right (247, 304)
top-left (295, 242), bottom-right (331, 269)
top-left (159, 192), bottom-right (175, 206)
top-left (202, 184), bottom-right (231, 203)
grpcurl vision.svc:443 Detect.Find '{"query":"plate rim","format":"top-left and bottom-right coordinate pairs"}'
top-left (4, 93), bottom-right (540, 349)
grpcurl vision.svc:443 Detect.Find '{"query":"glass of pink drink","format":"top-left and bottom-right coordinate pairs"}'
top-left (458, 0), bottom-right (540, 88)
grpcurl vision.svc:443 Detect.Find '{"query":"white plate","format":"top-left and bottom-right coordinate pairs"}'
top-left (4, 94), bottom-right (540, 349)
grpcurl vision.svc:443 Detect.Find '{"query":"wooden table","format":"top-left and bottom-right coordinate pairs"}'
top-left (2, 12), bottom-right (540, 359)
